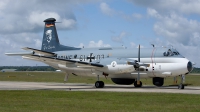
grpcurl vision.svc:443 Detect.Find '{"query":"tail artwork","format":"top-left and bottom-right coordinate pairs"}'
top-left (41, 18), bottom-right (80, 52)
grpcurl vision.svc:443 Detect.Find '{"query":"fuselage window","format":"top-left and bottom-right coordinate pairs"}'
top-left (173, 52), bottom-right (177, 55)
top-left (168, 49), bottom-right (173, 56)
top-left (173, 52), bottom-right (180, 55)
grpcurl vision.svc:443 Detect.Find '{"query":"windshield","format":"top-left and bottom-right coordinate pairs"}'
top-left (163, 49), bottom-right (180, 56)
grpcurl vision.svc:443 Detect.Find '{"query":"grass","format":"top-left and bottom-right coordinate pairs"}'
top-left (0, 72), bottom-right (113, 84)
top-left (0, 72), bottom-right (200, 111)
top-left (0, 91), bottom-right (199, 112)
top-left (0, 72), bottom-right (200, 86)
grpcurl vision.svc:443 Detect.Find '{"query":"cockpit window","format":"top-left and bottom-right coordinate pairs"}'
top-left (173, 52), bottom-right (179, 55)
top-left (163, 49), bottom-right (180, 56)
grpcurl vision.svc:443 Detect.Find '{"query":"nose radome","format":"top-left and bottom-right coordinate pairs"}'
top-left (187, 61), bottom-right (193, 72)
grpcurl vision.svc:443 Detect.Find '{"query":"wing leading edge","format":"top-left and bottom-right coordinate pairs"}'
top-left (6, 47), bottom-right (104, 68)
top-left (5, 47), bottom-right (56, 57)
top-left (23, 55), bottom-right (104, 68)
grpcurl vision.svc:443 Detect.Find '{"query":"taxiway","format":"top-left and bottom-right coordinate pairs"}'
top-left (0, 81), bottom-right (200, 94)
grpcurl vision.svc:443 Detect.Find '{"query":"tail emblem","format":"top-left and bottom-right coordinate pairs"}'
top-left (46, 30), bottom-right (52, 43)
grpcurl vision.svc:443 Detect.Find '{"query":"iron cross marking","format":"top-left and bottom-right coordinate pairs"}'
top-left (87, 53), bottom-right (95, 62)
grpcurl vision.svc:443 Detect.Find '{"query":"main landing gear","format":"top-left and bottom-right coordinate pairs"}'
top-left (95, 81), bottom-right (104, 88)
top-left (134, 81), bottom-right (142, 87)
top-left (95, 75), bottom-right (104, 88)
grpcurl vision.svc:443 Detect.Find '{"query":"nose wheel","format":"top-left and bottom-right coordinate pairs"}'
top-left (178, 84), bottom-right (184, 89)
top-left (178, 74), bottom-right (185, 89)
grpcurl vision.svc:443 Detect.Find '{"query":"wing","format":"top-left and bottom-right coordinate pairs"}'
top-left (6, 47), bottom-right (104, 68)
top-left (5, 47), bottom-right (56, 57)
top-left (5, 51), bottom-right (34, 56)
top-left (23, 55), bottom-right (104, 68)
top-left (22, 47), bottom-right (56, 57)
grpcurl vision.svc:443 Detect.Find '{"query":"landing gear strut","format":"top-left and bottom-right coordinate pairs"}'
top-left (178, 75), bottom-right (185, 89)
top-left (134, 44), bottom-right (142, 88)
top-left (64, 73), bottom-right (69, 82)
top-left (95, 75), bottom-right (104, 88)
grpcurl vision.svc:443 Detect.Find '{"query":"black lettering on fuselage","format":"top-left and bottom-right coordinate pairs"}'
top-left (68, 55), bottom-right (72, 59)
top-left (65, 55), bottom-right (68, 59)
top-left (58, 54), bottom-right (105, 61)
top-left (96, 55), bottom-right (100, 60)
top-left (74, 54), bottom-right (77, 59)
top-left (101, 54), bottom-right (104, 59)
top-left (80, 55), bottom-right (83, 61)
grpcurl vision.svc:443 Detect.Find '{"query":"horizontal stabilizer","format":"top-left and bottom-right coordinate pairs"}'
top-left (5, 51), bottom-right (34, 56)
top-left (22, 47), bottom-right (56, 57)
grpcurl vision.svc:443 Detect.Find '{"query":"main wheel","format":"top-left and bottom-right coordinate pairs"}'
top-left (95, 81), bottom-right (100, 88)
top-left (95, 81), bottom-right (104, 88)
top-left (153, 77), bottom-right (164, 87)
top-left (100, 81), bottom-right (104, 88)
top-left (99, 81), bottom-right (104, 88)
top-left (134, 81), bottom-right (142, 87)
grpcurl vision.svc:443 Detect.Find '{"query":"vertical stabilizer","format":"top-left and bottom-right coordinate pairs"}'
top-left (41, 18), bottom-right (80, 52)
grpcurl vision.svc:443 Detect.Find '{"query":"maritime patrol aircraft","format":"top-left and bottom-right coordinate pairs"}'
top-left (6, 18), bottom-right (194, 89)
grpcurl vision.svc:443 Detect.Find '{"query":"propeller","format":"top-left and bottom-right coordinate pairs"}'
top-left (127, 44), bottom-right (150, 86)
top-left (137, 45), bottom-right (141, 85)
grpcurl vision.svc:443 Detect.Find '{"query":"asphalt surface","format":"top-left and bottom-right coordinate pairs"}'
top-left (0, 81), bottom-right (200, 94)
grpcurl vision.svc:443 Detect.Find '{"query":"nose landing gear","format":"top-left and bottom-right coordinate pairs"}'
top-left (178, 74), bottom-right (185, 89)
top-left (178, 84), bottom-right (184, 89)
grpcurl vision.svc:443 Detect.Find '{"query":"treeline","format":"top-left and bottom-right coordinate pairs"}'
top-left (0, 66), bottom-right (200, 73)
top-left (0, 66), bottom-right (56, 71)
top-left (191, 67), bottom-right (200, 73)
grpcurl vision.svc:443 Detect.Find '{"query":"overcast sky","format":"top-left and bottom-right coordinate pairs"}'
top-left (0, 0), bottom-right (200, 67)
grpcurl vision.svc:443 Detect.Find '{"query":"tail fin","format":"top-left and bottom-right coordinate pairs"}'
top-left (41, 18), bottom-right (80, 52)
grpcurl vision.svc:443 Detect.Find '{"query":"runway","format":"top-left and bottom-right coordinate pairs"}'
top-left (0, 81), bottom-right (200, 94)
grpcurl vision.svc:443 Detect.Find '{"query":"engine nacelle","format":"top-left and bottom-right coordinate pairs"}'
top-left (111, 78), bottom-right (135, 85)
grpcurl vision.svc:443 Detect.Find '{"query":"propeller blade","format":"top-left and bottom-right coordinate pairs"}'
top-left (138, 44), bottom-right (140, 62)
top-left (137, 69), bottom-right (140, 85)
top-left (137, 44), bottom-right (141, 85)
